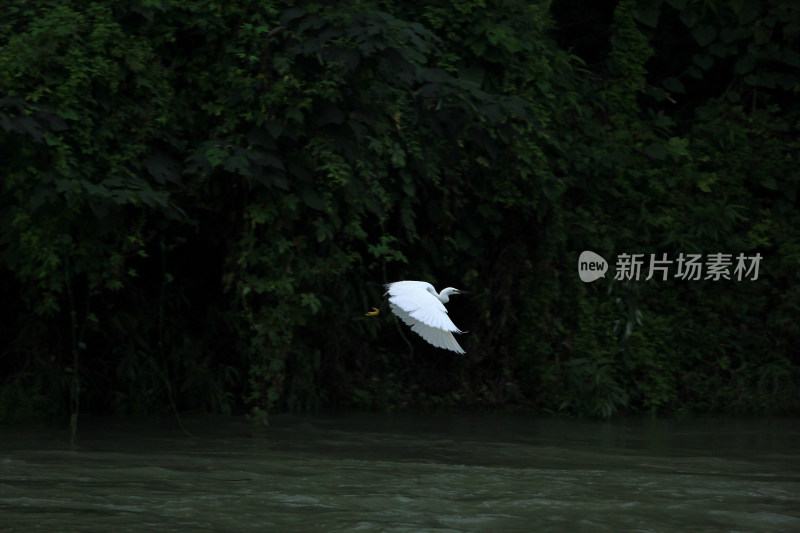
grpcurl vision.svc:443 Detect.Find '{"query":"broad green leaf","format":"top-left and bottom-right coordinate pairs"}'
top-left (692, 25), bottom-right (717, 47)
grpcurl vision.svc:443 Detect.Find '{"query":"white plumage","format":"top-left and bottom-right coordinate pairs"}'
top-left (385, 280), bottom-right (465, 354)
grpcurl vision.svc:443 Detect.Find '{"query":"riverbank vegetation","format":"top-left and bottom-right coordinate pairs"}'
top-left (2, 0), bottom-right (798, 423)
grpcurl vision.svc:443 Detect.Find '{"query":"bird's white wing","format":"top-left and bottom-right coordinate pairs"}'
top-left (385, 281), bottom-right (462, 332)
top-left (385, 281), bottom-right (465, 354)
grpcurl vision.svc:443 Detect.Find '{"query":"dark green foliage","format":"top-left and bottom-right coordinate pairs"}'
top-left (1, 0), bottom-right (798, 423)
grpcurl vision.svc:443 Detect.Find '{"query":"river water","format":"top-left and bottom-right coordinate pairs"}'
top-left (1, 414), bottom-right (798, 532)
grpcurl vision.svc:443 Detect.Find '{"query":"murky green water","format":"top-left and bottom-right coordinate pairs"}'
top-left (1, 414), bottom-right (798, 532)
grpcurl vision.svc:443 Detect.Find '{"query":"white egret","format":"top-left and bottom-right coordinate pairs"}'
top-left (383, 280), bottom-right (466, 354)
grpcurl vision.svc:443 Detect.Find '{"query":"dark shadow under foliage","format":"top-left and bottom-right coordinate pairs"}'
top-left (1, 0), bottom-right (798, 425)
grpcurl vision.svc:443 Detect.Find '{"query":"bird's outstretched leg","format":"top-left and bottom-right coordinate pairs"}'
top-left (365, 307), bottom-right (380, 316)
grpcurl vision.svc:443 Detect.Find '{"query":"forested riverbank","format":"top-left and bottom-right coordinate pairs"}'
top-left (1, 0), bottom-right (798, 423)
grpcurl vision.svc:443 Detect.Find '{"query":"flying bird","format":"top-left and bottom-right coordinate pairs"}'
top-left (383, 280), bottom-right (466, 354)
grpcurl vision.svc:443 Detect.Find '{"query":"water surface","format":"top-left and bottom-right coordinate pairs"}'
top-left (1, 414), bottom-right (798, 532)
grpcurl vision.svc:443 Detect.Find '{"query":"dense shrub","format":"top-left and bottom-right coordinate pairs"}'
top-left (1, 0), bottom-right (797, 424)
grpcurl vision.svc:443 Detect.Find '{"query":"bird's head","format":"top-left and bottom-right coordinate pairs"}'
top-left (438, 287), bottom-right (462, 303)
